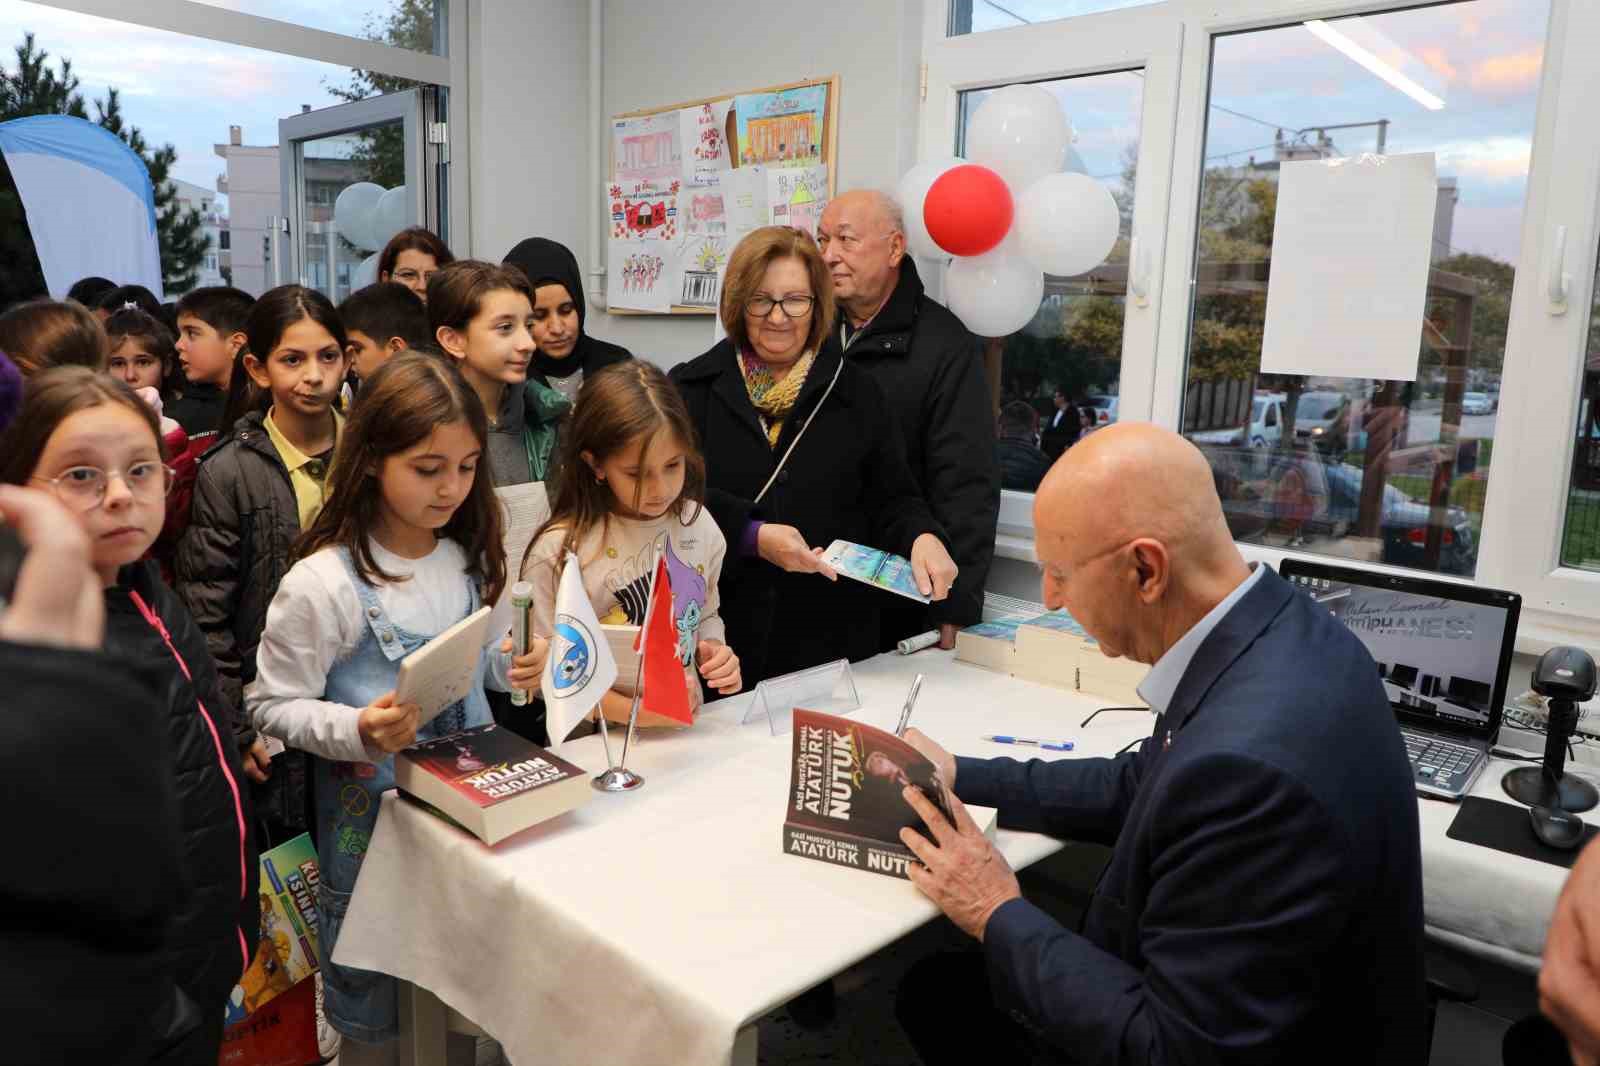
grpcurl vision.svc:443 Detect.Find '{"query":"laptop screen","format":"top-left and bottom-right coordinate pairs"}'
top-left (1278, 559), bottom-right (1520, 740)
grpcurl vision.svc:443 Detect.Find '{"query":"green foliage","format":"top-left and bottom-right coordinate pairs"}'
top-left (1434, 251), bottom-right (1514, 374)
top-left (0, 33), bottom-right (206, 304)
top-left (326, 0), bottom-right (434, 189)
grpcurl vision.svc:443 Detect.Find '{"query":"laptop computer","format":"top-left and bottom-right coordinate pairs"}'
top-left (1278, 558), bottom-right (1521, 800)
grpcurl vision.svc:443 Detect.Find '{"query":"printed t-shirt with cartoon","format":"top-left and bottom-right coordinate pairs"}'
top-left (522, 507), bottom-right (726, 716)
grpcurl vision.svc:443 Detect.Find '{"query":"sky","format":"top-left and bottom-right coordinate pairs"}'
top-left (0, 0), bottom-right (1550, 264)
top-left (0, 0), bottom-right (415, 197)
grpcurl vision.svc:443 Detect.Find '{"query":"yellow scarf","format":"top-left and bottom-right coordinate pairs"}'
top-left (738, 346), bottom-right (816, 448)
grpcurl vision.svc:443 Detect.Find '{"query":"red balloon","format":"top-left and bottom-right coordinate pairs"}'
top-left (923, 164), bottom-right (1014, 257)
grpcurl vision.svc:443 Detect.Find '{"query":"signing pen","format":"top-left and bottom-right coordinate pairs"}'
top-left (983, 735), bottom-right (1074, 751)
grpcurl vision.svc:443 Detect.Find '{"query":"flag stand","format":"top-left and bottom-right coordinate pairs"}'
top-left (591, 548), bottom-right (660, 793)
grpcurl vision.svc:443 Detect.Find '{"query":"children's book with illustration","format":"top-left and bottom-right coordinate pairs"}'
top-left (820, 540), bottom-right (929, 604)
top-left (396, 723), bottom-right (592, 844)
top-left (223, 833), bottom-right (321, 1027)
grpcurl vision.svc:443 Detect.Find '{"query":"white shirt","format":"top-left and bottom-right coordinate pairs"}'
top-left (1136, 563), bottom-right (1266, 717)
top-left (248, 538), bottom-right (509, 763)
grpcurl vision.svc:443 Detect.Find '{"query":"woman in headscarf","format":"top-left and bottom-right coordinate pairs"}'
top-left (502, 237), bottom-right (633, 405)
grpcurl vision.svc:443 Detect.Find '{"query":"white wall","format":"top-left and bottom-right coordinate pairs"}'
top-left (466, 0), bottom-right (591, 265)
top-left (587, 0), bottom-right (926, 369)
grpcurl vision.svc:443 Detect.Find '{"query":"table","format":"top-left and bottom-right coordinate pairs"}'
top-left (333, 649), bottom-right (1594, 1064)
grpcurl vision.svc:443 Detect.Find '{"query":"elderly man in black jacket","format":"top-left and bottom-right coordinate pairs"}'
top-left (818, 191), bottom-right (1000, 651)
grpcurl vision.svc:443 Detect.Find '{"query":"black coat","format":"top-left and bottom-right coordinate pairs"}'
top-left (1, 639), bottom-right (199, 1065)
top-left (1039, 405), bottom-right (1080, 459)
top-left (996, 433), bottom-right (1051, 492)
top-left (842, 258), bottom-right (999, 635)
top-left (105, 561), bottom-right (260, 1018)
top-left (177, 410), bottom-right (315, 837)
top-left (957, 570), bottom-right (1425, 1063)
top-left (671, 338), bottom-right (944, 686)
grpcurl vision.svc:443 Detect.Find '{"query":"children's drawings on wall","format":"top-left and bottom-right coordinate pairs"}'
top-left (733, 85), bottom-right (827, 168)
top-left (612, 113), bottom-right (682, 187)
top-left (608, 239), bottom-right (677, 314)
top-left (685, 189), bottom-right (727, 237)
top-left (609, 182), bottom-right (680, 242)
top-left (767, 165), bottom-right (829, 238)
top-left (681, 100), bottom-right (732, 185)
top-left (680, 238), bottom-right (730, 308)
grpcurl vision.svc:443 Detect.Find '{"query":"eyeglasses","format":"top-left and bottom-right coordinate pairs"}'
top-left (392, 268), bottom-right (434, 285)
top-left (745, 294), bottom-right (815, 319)
top-left (30, 462), bottom-right (174, 511)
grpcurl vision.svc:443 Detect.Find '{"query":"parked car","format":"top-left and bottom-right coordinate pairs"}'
top-left (1462, 391), bottom-right (1496, 416)
top-left (1189, 393), bottom-right (1285, 449)
top-left (1292, 390), bottom-right (1351, 455)
top-left (1084, 395), bottom-right (1119, 432)
top-left (1202, 445), bottom-right (1475, 575)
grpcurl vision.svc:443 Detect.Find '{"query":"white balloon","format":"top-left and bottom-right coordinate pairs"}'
top-left (1014, 173), bottom-right (1120, 277)
top-left (944, 240), bottom-right (1045, 338)
top-left (966, 84), bottom-right (1071, 195)
top-left (895, 156), bottom-right (964, 261)
top-left (353, 251), bottom-right (380, 289)
top-left (372, 185), bottom-right (413, 250)
top-left (333, 181), bottom-right (385, 252)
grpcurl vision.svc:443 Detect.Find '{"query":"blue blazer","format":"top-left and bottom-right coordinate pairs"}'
top-left (955, 568), bottom-right (1425, 1064)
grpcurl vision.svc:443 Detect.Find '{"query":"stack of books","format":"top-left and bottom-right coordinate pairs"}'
top-left (955, 608), bottom-right (1148, 705)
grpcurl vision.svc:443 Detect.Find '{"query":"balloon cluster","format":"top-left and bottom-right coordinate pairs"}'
top-left (898, 85), bottom-right (1121, 338)
top-left (332, 182), bottom-right (413, 288)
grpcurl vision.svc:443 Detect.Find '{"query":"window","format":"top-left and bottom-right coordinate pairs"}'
top-left (957, 70), bottom-right (1143, 494)
top-left (1560, 250), bottom-right (1600, 570)
top-left (1179, 0), bottom-right (1549, 579)
top-left (950, 0), bottom-right (1164, 36)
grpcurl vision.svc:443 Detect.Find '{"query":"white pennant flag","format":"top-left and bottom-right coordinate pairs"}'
top-left (541, 552), bottom-right (618, 751)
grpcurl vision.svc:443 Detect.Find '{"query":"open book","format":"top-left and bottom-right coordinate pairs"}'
top-left (820, 540), bottom-right (930, 604)
top-left (395, 605), bottom-right (494, 725)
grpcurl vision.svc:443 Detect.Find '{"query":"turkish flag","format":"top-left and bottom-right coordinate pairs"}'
top-left (639, 553), bottom-right (692, 725)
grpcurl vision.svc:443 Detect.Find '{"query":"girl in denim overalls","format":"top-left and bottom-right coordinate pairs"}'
top-left (249, 353), bottom-right (545, 1064)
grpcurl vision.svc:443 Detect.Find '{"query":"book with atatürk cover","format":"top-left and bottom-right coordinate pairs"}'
top-left (782, 708), bottom-right (956, 880)
top-left (396, 724), bottom-right (591, 844)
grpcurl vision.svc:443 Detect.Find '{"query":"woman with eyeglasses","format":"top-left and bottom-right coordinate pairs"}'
top-left (377, 226), bottom-right (455, 305)
top-left (0, 366), bottom-right (258, 1066)
top-left (670, 226), bottom-right (957, 687)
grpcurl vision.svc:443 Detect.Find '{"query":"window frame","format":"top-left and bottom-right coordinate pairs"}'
top-left (929, 0), bottom-right (1600, 644)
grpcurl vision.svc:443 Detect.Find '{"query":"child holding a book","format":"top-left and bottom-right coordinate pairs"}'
top-left (0, 367), bottom-right (258, 1064)
top-left (521, 360), bottom-right (741, 737)
top-left (247, 352), bottom-right (542, 1065)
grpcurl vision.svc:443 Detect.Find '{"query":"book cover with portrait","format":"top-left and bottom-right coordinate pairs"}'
top-left (397, 724), bottom-right (591, 844)
top-left (783, 708), bottom-right (953, 880)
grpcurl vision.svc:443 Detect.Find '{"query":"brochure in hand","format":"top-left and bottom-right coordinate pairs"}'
top-left (820, 540), bottom-right (929, 604)
top-left (783, 708), bottom-right (953, 880)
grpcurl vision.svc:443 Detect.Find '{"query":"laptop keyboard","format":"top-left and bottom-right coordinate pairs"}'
top-left (1402, 731), bottom-right (1481, 791)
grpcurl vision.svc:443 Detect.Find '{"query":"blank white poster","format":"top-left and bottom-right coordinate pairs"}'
top-left (1259, 152), bottom-right (1438, 382)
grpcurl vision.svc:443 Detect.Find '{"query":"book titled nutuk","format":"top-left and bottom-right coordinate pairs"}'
top-left (396, 724), bottom-right (591, 844)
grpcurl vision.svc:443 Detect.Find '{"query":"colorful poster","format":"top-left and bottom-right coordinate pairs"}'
top-left (733, 85), bottom-right (827, 168)
top-left (679, 237), bottom-right (729, 309)
top-left (609, 238), bottom-right (678, 313)
top-left (680, 99), bottom-right (732, 185)
top-left (683, 185), bottom-right (727, 238)
top-left (766, 165), bottom-right (830, 237)
top-left (608, 180), bottom-right (680, 242)
top-left (611, 112), bottom-right (682, 186)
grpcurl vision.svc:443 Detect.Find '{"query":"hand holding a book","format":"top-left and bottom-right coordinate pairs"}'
top-left (910, 533), bottom-right (959, 602)
top-left (358, 691), bottom-right (421, 755)
top-left (757, 523), bottom-right (838, 580)
top-left (696, 639), bottom-right (742, 695)
top-left (899, 785), bottom-right (1021, 941)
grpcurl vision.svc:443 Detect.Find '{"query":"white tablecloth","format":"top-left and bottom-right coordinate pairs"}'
top-left (332, 653), bottom-right (1150, 1066)
top-left (334, 649), bottom-right (1593, 1064)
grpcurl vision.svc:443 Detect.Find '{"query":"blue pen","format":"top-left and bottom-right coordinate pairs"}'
top-left (983, 735), bottom-right (1073, 751)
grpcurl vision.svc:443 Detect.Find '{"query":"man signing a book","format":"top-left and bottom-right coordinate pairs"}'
top-left (892, 424), bottom-right (1426, 1065)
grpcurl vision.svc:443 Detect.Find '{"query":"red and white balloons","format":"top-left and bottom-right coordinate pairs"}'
top-left (896, 85), bottom-right (1120, 337)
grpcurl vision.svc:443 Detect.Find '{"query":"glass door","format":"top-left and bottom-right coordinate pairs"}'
top-left (278, 88), bottom-right (442, 301)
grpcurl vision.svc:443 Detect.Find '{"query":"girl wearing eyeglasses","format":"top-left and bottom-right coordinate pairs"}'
top-left (0, 366), bottom-right (257, 1064)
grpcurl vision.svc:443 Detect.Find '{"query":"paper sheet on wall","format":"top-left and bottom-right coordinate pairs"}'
top-left (492, 481), bottom-right (551, 629)
top-left (1259, 153), bottom-right (1437, 382)
top-left (766, 165), bottom-right (829, 237)
top-left (723, 165), bottom-right (768, 238)
top-left (681, 100), bottom-right (732, 185)
top-left (609, 238), bottom-right (678, 312)
top-left (733, 85), bottom-right (827, 168)
top-left (611, 112), bottom-right (682, 186)
top-left (679, 236), bottom-right (729, 309)
top-left (608, 180), bottom-right (681, 242)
